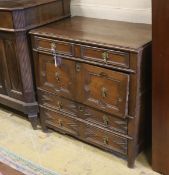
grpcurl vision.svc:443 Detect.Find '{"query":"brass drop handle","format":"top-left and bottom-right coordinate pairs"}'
top-left (58, 119), bottom-right (63, 127)
top-left (55, 72), bottom-right (60, 82)
top-left (57, 101), bottom-right (63, 110)
top-left (101, 87), bottom-right (108, 98)
top-left (103, 115), bottom-right (109, 126)
top-left (102, 52), bottom-right (109, 63)
top-left (103, 136), bottom-right (109, 145)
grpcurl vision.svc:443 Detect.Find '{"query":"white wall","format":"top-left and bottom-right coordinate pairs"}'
top-left (71, 0), bottom-right (152, 24)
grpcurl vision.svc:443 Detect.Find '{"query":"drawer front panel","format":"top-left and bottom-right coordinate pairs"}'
top-left (83, 125), bottom-right (128, 155)
top-left (82, 63), bottom-right (129, 118)
top-left (40, 106), bottom-right (128, 155)
top-left (40, 106), bottom-right (79, 136)
top-left (35, 37), bottom-right (74, 56)
top-left (78, 104), bottom-right (128, 134)
top-left (37, 53), bottom-right (75, 99)
top-left (82, 46), bottom-right (129, 68)
top-left (38, 90), bottom-right (78, 116)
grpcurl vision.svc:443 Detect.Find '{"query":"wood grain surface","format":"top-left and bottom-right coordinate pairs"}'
top-left (152, 0), bottom-right (169, 174)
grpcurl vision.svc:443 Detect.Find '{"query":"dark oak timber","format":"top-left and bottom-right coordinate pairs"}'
top-left (152, 0), bottom-right (169, 174)
top-left (30, 17), bottom-right (152, 167)
top-left (0, 0), bottom-right (70, 129)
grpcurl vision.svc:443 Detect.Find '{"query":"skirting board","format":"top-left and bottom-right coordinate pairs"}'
top-left (71, 3), bottom-right (151, 24)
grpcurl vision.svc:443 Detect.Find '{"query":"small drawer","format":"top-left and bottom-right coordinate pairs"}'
top-left (38, 90), bottom-right (78, 116)
top-left (81, 46), bottom-right (129, 68)
top-left (77, 104), bottom-right (128, 134)
top-left (35, 37), bottom-right (74, 56)
top-left (40, 106), bottom-right (79, 137)
top-left (83, 124), bottom-right (128, 155)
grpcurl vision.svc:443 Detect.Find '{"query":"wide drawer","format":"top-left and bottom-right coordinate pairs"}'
top-left (81, 45), bottom-right (130, 68)
top-left (40, 106), bottom-right (128, 155)
top-left (35, 37), bottom-right (74, 57)
top-left (38, 90), bottom-right (128, 134)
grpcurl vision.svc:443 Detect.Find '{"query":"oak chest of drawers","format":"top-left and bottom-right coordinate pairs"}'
top-left (30, 17), bottom-right (152, 167)
top-left (0, 0), bottom-right (70, 128)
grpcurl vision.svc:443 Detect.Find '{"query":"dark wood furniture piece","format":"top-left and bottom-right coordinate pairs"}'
top-left (0, 0), bottom-right (70, 128)
top-left (152, 1), bottom-right (169, 174)
top-left (30, 17), bottom-right (152, 167)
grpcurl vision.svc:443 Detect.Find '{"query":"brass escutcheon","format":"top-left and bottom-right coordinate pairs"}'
top-left (55, 72), bottom-right (60, 82)
top-left (75, 63), bottom-right (81, 72)
top-left (57, 101), bottom-right (63, 110)
top-left (103, 136), bottom-right (109, 145)
top-left (51, 42), bottom-right (56, 51)
top-left (101, 87), bottom-right (108, 98)
top-left (102, 52), bottom-right (109, 63)
top-left (103, 115), bottom-right (109, 126)
top-left (58, 119), bottom-right (63, 127)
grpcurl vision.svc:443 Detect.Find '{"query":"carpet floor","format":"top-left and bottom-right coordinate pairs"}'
top-left (0, 106), bottom-right (160, 175)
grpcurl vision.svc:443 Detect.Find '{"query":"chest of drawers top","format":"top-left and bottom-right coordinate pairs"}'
top-left (30, 16), bottom-right (152, 53)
